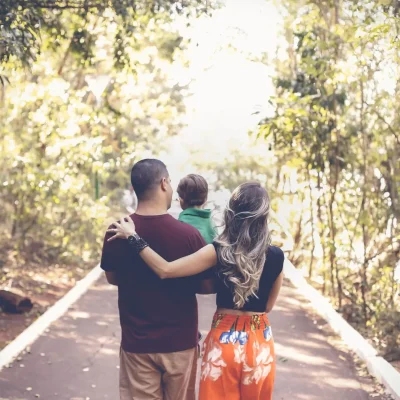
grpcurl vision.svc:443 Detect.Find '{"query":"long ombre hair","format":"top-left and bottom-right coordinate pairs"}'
top-left (215, 182), bottom-right (271, 308)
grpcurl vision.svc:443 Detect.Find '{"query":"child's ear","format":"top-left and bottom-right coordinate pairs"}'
top-left (179, 198), bottom-right (186, 210)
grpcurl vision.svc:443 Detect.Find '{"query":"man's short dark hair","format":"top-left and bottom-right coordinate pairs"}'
top-left (177, 174), bottom-right (208, 206)
top-left (130, 159), bottom-right (169, 200)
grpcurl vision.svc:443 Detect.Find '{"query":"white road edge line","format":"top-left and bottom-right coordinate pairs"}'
top-left (0, 207), bottom-right (178, 371)
top-left (0, 263), bottom-right (103, 371)
top-left (1, 238), bottom-right (399, 400)
top-left (284, 258), bottom-right (400, 400)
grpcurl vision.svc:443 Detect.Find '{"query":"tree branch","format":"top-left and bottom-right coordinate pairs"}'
top-left (367, 104), bottom-right (400, 146)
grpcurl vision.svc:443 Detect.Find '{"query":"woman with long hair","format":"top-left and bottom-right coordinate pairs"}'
top-left (108, 182), bottom-right (284, 400)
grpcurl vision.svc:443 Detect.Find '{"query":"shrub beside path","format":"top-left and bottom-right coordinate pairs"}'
top-left (0, 274), bottom-right (392, 399)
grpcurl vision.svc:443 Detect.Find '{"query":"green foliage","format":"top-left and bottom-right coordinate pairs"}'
top-left (0, 0), bottom-right (217, 80)
top-left (192, 139), bottom-right (275, 192)
top-left (260, 0), bottom-right (400, 359)
top-left (0, 1), bottom-right (204, 266)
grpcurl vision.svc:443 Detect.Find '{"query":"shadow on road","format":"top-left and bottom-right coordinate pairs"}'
top-left (0, 278), bottom-right (390, 399)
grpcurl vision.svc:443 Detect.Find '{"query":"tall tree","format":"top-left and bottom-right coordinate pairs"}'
top-left (0, 0), bottom-right (215, 81)
top-left (260, 0), bottom-right (400, 361)
top-left (0, 0), bottom-right (216, 264)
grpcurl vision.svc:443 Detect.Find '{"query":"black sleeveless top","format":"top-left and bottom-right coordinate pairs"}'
top-left (211, 243), bottom-right (284, 312)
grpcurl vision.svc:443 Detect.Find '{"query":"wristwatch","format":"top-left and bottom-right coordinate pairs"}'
top-left (127, 233), bottom-right (140, 245)
top-left (127, 233), bottom-right (149, 253)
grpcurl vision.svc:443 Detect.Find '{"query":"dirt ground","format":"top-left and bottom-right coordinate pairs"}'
top-left (0, 261), bottom-right (92, 350)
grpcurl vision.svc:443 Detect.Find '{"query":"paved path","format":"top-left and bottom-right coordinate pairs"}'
top-left (0, 277), bottom-right (388, 400)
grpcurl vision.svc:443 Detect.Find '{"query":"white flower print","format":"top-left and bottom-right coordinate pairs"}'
top-left (234, 343), bottom-right (246, 364)
top-left (201, 339), bottom-right (227, 382)
top-left (242, 341), bottom-right (274, 385)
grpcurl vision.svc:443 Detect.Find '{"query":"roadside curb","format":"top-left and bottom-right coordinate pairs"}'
top-left (283, 259), bottom-right (400, 400)
top-left (0, 264), bottom-right (103, 371)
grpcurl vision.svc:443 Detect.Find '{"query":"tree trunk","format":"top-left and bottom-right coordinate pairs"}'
top-left (307, 168), bottom-right (315, 278)
top-left (327, 185), bottom-right (340, 304)
top-left (317, 172), bottom-right (328, 295)
top-left (360, 74), bottom-right (369, 324)
top-left (327, 0), bottom-right (342, 309)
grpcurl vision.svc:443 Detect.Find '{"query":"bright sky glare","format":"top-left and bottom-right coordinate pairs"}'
top-left (159, 0), bottom-right (283, 181)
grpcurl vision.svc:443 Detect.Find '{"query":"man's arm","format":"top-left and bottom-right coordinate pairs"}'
top-left (105, 271), bottom-right (118, 286)
top-left (197, 277), bottom-right (217, 294)
top-left (101, 226), bottom-right (120, 286)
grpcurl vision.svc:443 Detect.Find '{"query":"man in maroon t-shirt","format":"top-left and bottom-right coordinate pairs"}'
top-left (100, 159), bottom-right (211, 400)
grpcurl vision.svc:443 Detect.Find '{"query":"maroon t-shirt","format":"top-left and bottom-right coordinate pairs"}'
top-left (100, 213), bottom-right (206, 353)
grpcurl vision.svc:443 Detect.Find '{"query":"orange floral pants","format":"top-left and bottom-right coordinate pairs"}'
top-left (199, 313), bottom-right (275, 400)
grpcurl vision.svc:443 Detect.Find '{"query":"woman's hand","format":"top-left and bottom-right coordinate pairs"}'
top-left (107, 216), bottom-right (136, 242)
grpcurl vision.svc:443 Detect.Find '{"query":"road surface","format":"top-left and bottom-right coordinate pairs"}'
top-left (0, 276), bottom-right (389, 399)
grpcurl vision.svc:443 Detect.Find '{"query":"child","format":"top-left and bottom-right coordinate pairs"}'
top-left (177, 174), bottom-right (217, 354)
top-left (177, 174), bottom-right (217, 244)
